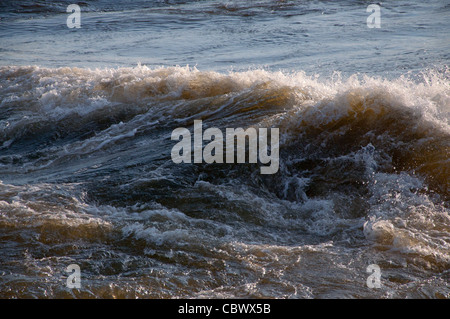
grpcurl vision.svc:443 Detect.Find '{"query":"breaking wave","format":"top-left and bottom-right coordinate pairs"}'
top-left (0, 65), bottom-right (449, 298)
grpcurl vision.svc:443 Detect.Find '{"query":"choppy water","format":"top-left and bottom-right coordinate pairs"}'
top-left (0, 0), bottom-right (449, 299)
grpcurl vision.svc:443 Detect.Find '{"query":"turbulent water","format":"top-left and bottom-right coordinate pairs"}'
top-left (0, 0), bottom-right (449, 299)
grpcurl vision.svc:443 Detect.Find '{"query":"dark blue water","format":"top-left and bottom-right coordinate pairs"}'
top-left (1, 0), bottom-right (448, 76)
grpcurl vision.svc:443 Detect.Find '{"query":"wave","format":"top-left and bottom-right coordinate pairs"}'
top-left (0, 65), bottom-right (449, 298)
top-left (1, 65), bottom-right (448, 194)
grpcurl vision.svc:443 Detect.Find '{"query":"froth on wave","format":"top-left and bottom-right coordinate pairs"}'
top-left (1, 64), bottom-right (448, 196)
